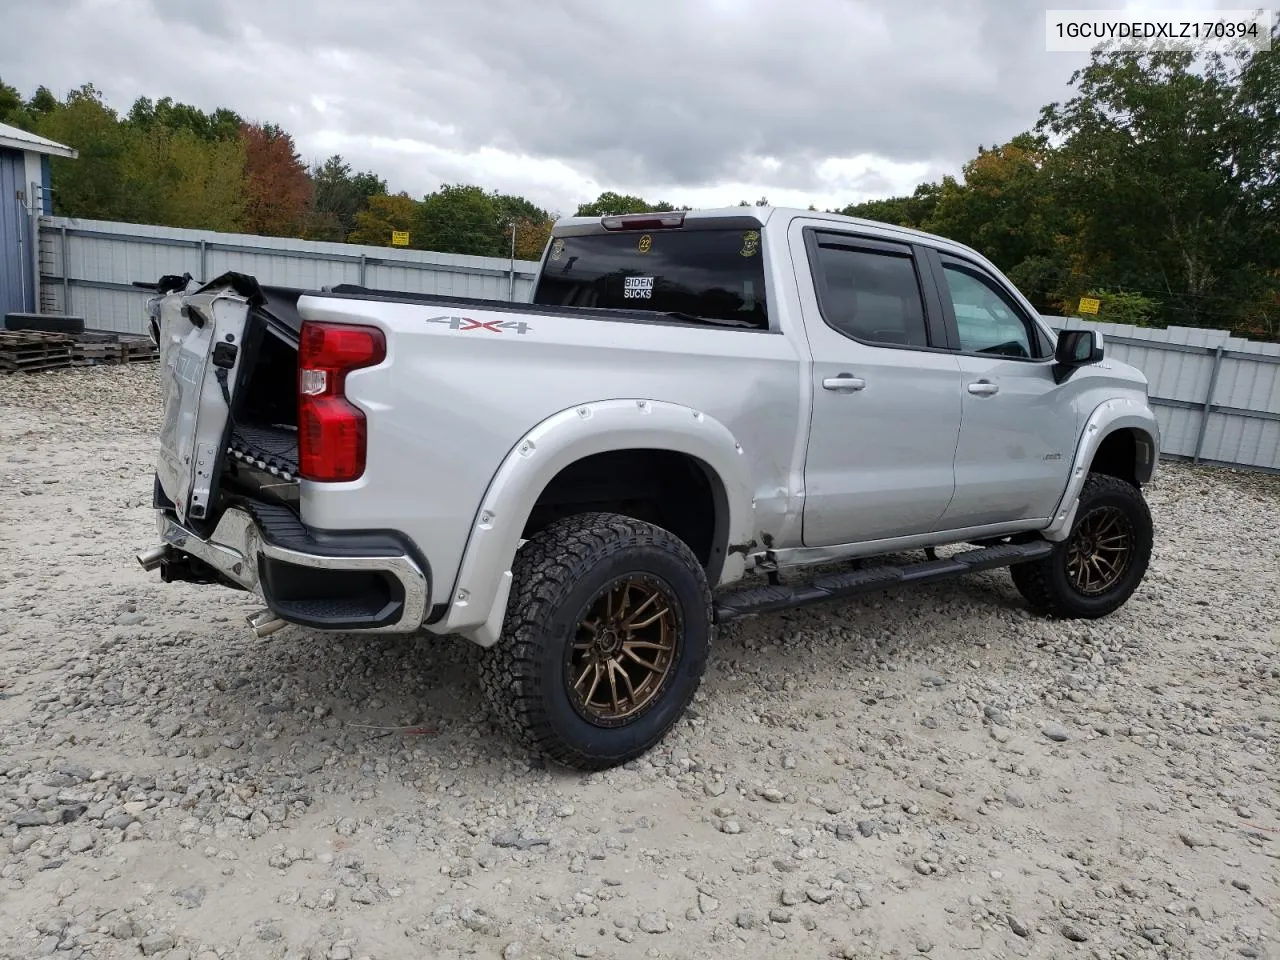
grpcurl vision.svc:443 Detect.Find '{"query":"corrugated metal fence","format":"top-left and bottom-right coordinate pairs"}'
top-left (36, 215), bottom-right (542, 332)
top-left (30, 216), bottom-right (1280, 472)
top-left (1045, 316), bottom-right (1280, 473)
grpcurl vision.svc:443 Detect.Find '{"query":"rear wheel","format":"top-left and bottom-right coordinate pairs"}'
top-left (477, 511), bottom-right (712, 770)
top-left (1011, 472), bottom-right (1153, 618)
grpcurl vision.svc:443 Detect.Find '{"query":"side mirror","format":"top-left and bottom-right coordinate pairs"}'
top-left (1053, 329), bottom-right (1104, 384)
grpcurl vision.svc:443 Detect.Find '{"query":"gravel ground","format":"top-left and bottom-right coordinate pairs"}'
top-left (1, 364), bottom-right (1277, 960)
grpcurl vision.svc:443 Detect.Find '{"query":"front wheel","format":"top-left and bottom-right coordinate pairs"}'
top-left (1011, 472), bottom-right (1153, 619)
top-left (477, 512), bottom-right (713, 770)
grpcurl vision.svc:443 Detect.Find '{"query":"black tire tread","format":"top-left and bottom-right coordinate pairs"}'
top-left (1011, 472), bottom-right (1151, 618)
top-left (476, 511), bottom-right (712, 770)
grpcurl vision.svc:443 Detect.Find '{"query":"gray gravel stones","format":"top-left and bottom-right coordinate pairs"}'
top-left (1041, 723), bottom-right (1070, 742)
top-left (1061, 923), bottom-right (1089, 943)
top-left (638, 911), bottom-right (669, 934)
top-left (139, 933), bottom-right (175, 955)
top-left (0, 366), bottom-right (1277, 960)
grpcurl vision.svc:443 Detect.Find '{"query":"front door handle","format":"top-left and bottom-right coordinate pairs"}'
top-left (967, 380), bottom-right (999, 396)
top-left (823, 375), bottom-right (866, 393)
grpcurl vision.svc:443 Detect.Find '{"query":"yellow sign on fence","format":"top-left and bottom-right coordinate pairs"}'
top-left (391, 230), bottom-right (410, 247)
top-left (1077, 296), bottom-right (1101, 315)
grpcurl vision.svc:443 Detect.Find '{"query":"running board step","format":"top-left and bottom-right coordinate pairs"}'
top-left (713, 540), bottom-right (1055, 623)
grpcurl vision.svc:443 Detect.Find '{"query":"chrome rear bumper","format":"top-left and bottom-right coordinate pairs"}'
top-left (145, 507), bottom-right (429, 633)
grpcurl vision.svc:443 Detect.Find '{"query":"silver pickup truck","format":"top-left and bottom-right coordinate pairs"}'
top-left (138, 206), bottom-right (1161, 770)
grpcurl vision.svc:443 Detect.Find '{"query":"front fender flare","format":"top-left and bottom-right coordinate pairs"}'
top-left (1043, 397), bottom-right (1161, 542)
top-left (438, 399), bottom-right (757, 645)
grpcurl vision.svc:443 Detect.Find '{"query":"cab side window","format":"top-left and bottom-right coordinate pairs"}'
top-left (941, 262), bottom-right (1046, 359)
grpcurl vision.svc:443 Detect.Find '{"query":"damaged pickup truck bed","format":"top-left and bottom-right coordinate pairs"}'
top-left (138, 206), bottom-right (1161, 770)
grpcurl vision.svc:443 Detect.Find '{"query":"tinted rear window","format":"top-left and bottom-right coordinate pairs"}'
top-left (532, 228), bottom-right (769, 329)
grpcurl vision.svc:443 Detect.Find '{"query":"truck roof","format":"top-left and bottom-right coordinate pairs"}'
top-left (552, 205), bottom-right (992, 268)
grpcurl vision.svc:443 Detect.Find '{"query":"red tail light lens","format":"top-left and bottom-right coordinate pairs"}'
top-left (297, 321), bottom-right (386, 482)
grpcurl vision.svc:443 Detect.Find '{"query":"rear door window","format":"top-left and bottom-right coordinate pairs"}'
top-left (532, 227), bottom-right (769, 329)
top-left (809, 239), bottom-right (932, 348)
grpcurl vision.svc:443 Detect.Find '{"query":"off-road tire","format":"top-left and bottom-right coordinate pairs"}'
top-left (1011, 472), bottom-right (1153, 618)
top-left (477, 511), bottom-right (713, 770)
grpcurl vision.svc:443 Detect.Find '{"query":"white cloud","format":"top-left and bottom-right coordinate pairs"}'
top-left (0, 0), bottom-right (1102, 216)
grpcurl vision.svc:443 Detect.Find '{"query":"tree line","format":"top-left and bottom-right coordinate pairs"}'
top-left (2, 33), bottom-right (1276, 339)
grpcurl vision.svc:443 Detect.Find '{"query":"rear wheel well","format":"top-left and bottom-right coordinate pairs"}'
top-left (523, 449), bottom-right (728, 583)
top-left (1089, 428), bottom-right (1155, 486)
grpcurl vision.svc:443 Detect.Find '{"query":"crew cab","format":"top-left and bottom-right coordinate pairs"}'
top-left (138, 206), bottom-right (1160, 769)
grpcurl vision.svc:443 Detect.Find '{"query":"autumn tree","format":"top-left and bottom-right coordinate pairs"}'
top-left (122, 126), bottom-right (247, 231)
top-left (347, 192), bottom-right (419, 246)
top-left (925, 134), bottom-right (1071, 309)
top-left (506, 217), bottom-right (554, 260)
top-left (239, 122), bottom-right (312, 236)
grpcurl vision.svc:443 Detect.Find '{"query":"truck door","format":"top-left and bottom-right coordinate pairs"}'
top-left (927, 251), bottom-right (1080, 527)
top-left (792, 222), bottom-right (963, 546)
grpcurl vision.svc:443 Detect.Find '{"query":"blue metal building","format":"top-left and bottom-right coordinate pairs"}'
top-left (0, 122), bottom-right (77, 318)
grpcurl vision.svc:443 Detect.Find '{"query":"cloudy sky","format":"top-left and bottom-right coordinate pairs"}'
top-left (0, 0), bottom-right (1233, 216)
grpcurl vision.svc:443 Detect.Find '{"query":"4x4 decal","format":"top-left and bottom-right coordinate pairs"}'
top-left (426, 315), bottom-right (532, 335)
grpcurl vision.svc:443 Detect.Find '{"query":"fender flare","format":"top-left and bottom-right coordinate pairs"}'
top-left (438, 399), bottom-right (758, 645)
top-left (1043, 397), bottom-right (1162, 542)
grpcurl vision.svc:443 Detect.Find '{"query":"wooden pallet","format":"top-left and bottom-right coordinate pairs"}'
top-left (71, 333), bottom-right (122, 365)
top-left (0, 331), bottom-right (73, 373)
top-left (1, 329), bottom-right (159, 373)
top-left (69, 332), bottom-right (159, 366)
top-left (117, 335), bottom-right (159, 363)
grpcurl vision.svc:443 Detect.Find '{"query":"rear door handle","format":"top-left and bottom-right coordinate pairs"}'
top-left (967, 380), bottom-right (999, 396)
top-left (822, 375), bottom-right (866, 392)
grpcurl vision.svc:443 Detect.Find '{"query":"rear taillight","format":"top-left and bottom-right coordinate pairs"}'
top-left (297, 321), bottom-right (386, 482)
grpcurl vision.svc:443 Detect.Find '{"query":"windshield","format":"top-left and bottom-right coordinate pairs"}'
top-left (531, 227), bottom-right (769, 330)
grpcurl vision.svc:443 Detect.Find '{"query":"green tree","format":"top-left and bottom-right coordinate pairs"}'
top-left (127, 96), bottom-right (243, 141)
top-left (0, 77), bottom-right (21, 123)
top-left (348, 192), bottom-right (420, 246)
top-left (26, 86), bottom-right (59, 118)
top-left (1036, 39), bottom-right (1279, 330)
top-left (494, 192), bottom-right (550, 226)
top-left (304, 155), bottom-right (388, 241)
top-left (414, 183), bottom-right (515, 256)
top-left (574, 191), bottom-right (676, 217)
top-left (839, 182), bottom-right (941, 229)
top-left (31, 84), bottom-right (136, 220)
top-left (1082, 288), bottom-right (1160, 326)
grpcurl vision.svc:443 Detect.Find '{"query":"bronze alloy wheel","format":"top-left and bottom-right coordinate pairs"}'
top-left (567, 575), bottom-right (680, 727)
top-left (1065, 504), bottom-right (1135, 596)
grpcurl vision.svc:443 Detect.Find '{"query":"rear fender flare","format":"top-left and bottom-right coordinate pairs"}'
top-left (1043, 398), bottom-right (1161, 542)
top-left (440, 399), bottom-right (757, 645)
